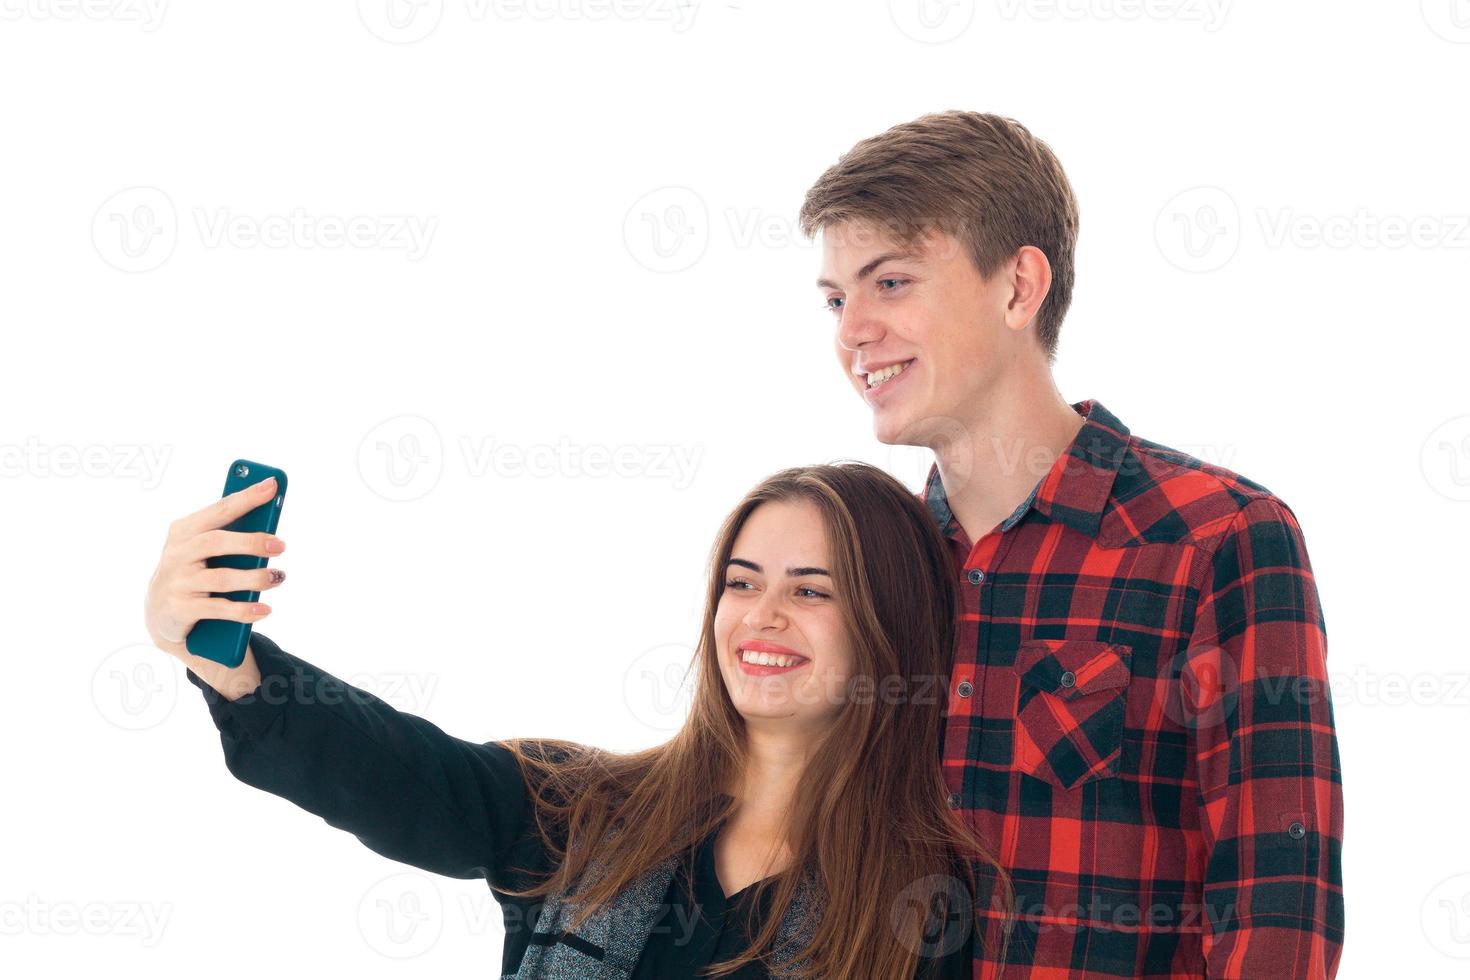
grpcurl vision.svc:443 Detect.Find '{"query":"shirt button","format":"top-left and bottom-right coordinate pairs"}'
top-left (967, 569), bottom-right (985, 585)
top-left (1059, 670), bottom-right (1076, 689)
top-left (947, 793), bottom-right (961, 809)
top-left (957, 680), bottom-right (973, 698)
top-left (1288, 822), bottom-right (1306, 840)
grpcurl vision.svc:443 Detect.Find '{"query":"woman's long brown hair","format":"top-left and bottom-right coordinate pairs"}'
top-left (497, 461), bottom-right (1011, 978)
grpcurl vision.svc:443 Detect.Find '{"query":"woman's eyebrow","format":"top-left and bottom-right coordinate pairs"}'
top-left (727, 558), bottom-right (831, 578)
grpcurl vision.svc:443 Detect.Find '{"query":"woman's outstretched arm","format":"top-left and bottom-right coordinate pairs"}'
top-left (183, 630), bottom-right (529, 884)
top-left (144, 476), bottom-right (529, 884)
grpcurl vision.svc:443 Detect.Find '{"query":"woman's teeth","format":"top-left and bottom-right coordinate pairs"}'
top-left (739, 649), bottom-right (805, 668)
top-left (866, 360), bottom-right (912, 388)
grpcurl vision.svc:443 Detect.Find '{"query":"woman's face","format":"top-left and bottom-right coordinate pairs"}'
top-left (714, 499), bottom-right (856, 733)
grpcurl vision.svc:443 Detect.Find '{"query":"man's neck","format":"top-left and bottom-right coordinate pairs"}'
top-left (931, 369), bottom-right (1085, 548)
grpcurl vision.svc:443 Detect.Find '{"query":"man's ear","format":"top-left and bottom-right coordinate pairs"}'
top-left (1005, 245), bottom-right (1054, 334)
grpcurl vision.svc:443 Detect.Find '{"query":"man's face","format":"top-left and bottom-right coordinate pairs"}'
top-left (817, 220), bottom-right (1012, 447)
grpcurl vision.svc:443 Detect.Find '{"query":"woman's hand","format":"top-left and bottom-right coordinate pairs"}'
top-left (143, 475), bottom-right (288, 697)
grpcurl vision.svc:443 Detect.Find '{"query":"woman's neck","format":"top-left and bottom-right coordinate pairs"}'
top-left (728, 725), bottom-right (811, 833)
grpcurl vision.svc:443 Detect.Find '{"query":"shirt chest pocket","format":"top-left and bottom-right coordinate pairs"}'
top-left (1011, 639), bottom-right (1133, 789)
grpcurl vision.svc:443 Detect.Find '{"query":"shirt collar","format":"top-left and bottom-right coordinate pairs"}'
top-left (923, 398), bottom-right (1131, 541)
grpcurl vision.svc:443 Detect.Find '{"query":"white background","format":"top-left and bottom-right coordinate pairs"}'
top-left (3, 1), bottom-right (1468, 977)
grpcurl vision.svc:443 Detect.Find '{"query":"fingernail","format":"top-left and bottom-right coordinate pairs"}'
top-left (260, 476), bottom-right (276, 491)
top-left (267, 538), bottom-right (286, 553)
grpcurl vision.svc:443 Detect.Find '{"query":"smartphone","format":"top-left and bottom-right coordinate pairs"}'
top-left (185, 459), bottom-right (288, 668)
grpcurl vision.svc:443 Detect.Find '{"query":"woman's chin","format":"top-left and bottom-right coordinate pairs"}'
top-left (732, 694), bottom-right (801, 721)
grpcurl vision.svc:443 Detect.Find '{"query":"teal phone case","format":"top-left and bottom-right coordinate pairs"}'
top-left (184, 459), bottom-right (288, 668)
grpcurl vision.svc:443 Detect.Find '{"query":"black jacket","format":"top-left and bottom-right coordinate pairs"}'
top-left (186, 631), bottom-right (976, 978)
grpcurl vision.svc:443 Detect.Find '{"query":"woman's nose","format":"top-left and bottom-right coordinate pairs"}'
top-left (743, 593), bottom-right (787, 629)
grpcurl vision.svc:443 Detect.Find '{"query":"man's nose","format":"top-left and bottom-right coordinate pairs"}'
top-left (835, 293), bottom-right (883, 354)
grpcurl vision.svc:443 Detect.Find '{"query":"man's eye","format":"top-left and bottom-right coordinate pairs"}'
top-left (826, 280), bottom-right (904, 312)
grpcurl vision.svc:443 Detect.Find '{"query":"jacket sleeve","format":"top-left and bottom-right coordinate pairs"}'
top-left (1187, 496), bottom-right (1345, 978)
top-left (185, 630), bottom-right (529, 886)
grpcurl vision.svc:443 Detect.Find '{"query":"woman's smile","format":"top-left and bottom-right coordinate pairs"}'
top-left (735, 639), bottom-right (811, 676)
top-left (737, 655), bottom-right (811, 677)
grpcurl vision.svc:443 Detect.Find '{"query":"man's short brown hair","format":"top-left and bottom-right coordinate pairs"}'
top-left (799, 110), bottom-right (1079, 363)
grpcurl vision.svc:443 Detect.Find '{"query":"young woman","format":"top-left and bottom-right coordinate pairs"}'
top-left (144, 461), bottom-right (1010, 979)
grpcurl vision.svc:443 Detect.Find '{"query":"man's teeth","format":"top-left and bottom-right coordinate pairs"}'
top-left (740, 649), bottom-right (805, 668)
top-left (866, 360), bottom-right (912, 388)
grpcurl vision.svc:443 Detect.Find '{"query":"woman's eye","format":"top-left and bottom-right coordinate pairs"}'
top-left (725, 579), bottom-right (827, 599)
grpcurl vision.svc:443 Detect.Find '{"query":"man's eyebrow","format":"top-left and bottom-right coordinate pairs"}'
top-left (816, 250), bottom-right (922, 291)
top-left (727, 557), bottom-right (831, 577)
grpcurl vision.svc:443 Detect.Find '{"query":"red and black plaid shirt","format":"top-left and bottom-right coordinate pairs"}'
top-left (926, 398), bottom-right (1343, 979)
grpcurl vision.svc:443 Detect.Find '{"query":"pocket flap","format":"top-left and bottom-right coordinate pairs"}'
top-left (1015, 639), bottom-right (1132, 701)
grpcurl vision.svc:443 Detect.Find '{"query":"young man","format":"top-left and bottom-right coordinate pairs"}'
top-left (799, 111), bottom-right (1343, 979)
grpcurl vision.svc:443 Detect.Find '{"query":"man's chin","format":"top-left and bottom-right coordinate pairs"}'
top-left (871, 408), bottom-right (926, 448)
top-left (874, 408), bottom-right (970, 459)
top-left (871, 422), bottom-right (906, 447)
